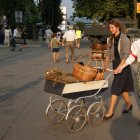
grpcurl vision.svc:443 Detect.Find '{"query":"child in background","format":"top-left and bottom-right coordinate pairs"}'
top-left (50, 33), bottom-right (61, 62)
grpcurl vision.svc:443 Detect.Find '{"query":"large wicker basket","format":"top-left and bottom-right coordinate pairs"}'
top-left (73, 54), bottom-right (98, 81)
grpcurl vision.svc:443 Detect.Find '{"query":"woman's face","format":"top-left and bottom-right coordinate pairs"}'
top-left (108, 24), bottom-right (120, 36)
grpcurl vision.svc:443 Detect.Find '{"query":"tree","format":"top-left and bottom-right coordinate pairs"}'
top-left (71, 0), bottom-right (132, 21)
top-left (72, 0), bottom-right (96, 18)
top-left (0, 0), bottom-right (40, 28)
top-left (93, 0), bottom-right (129, 21)
top-left (38, 0), bottom-right (63, 32)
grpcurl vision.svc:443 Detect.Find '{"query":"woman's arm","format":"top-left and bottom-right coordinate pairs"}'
top-left (114, 61), bottom-right (129, 74)
top-left (113, 58), bottom-right (126, 74)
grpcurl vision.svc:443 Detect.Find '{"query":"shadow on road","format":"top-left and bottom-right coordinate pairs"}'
top-left (0, 77), bottom-right (43, 102)
top-left (110, 113), bottom-right (140, 140)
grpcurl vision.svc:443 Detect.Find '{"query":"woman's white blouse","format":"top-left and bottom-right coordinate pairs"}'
top-left (126, 39), bottom-right (140, 64)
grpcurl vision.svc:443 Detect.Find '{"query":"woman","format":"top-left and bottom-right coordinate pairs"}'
top-left (104, 19), bottom-right (134, 119)
top-left (4, 26), bottom-right (12, 47)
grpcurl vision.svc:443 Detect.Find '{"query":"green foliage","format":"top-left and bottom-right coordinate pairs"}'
top-left (0, 0), bottom-right (40, 28)
top-left (72, 0), bottom-right (96, 18)
top-left (41, 0), bottom-right (63, 32)
top-left (72, 0), bottom-right (133, 21)
top-left (0, 0), bottom-right (63, 32)
top-left (93, 0), bottom-right (129, 21)
top-left (74, 21), bottom-right (85, 32)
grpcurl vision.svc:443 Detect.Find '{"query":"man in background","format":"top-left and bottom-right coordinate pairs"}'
top-left (45, 26), bottom-right (53, 48)
top-left (62, 25), bottom-right (77, 63)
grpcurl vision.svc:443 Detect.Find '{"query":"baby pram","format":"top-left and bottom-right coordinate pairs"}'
top-left (44, 53), bottom-right (115, 132)
top-left (44, 67), bottom-right (113, 132)
top-left (9, 36), bottom-right (22, 51)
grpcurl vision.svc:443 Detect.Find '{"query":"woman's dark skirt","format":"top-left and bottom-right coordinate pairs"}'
top-left (111, 65), bottom-right (134, 96)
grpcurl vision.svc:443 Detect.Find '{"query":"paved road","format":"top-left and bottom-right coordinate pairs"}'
top-left (0, 41), bottom-right (140, 140)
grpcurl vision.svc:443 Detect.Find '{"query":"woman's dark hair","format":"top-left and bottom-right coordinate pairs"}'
top-left (108, 19), bottom-right (122, 48)
top-left (108, 19), bottom-right (122, 32)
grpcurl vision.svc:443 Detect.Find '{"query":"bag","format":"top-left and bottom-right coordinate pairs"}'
top-left (94, 59), bottom-right (104, 80)
top-left (73, 54), bottom-right (98, 81)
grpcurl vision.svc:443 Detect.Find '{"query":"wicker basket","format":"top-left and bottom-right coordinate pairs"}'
top-left (73, 54), bottom-right (98, 81)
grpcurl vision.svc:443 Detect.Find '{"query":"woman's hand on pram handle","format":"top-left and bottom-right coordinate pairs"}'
top-left (113, 67), bottom-right (123, 74)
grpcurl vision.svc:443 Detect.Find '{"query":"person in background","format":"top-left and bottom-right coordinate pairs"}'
top-left (45, 26), bottom-right (53, 48)
top-left (22, 26), bottom-right (27, 47)
top-left (62, 25), bottom-right (77, 63)
top-left (50, 33), bottom-right (62, 62)
top-left (38, 28), bottom-right (43, 41)
top-left (104, 19), bottom-right (134, 119)
top-left (75, 26), bottom-right (82, 48)
top-left (1, 15), bottom-right (8, 29)
top-left (4, 26), bottom-right (12, 47)
top-left (0, 26), bottom-right (4, 45)
top-left (13, 27), bottom-right (21, 38)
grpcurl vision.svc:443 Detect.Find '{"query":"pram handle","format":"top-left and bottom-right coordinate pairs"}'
top-left (75, 71), bottom-right (114, 104)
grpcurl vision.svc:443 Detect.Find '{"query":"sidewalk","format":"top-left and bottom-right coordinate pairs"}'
top-left (26, 39), bottom-right (46, 47)
top-left (0, 38), bottom-right (90, 48)
top-left (0, 39), bottom-right (46, 48)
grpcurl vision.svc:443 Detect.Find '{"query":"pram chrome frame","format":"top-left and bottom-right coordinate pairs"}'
top-left (46, 72), bottom-right (113, 132)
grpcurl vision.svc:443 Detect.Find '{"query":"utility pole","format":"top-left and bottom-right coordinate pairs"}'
top-left (134, 0), bottom-right (138, 28)
top-left (39, 0), bottom-right (45, 22)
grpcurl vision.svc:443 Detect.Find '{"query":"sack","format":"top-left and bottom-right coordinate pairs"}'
top-left (94, 59), bottom-right (104, 80)
top-left (73, 54), bottom-right (98, 81)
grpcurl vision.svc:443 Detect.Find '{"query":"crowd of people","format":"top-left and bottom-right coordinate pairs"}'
top-left (0, 26), bottom-right (27, 48)
top-left (0, 15), bottom-right (27, 49)
top-left (43, 25), bottom-right (82, 63)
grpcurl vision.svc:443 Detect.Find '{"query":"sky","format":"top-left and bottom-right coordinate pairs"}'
top-left (61, 0), bottom-right (74, 18)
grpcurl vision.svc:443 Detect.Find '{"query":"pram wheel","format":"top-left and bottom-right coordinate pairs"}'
top-left (88, 102), bottom-right (105, 127)
top-left (66, 105), bottom-right (87, 132)
top-left (46, 99), bottom-right (67, 125)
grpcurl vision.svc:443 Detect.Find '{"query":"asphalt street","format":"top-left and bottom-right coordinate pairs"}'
top-left (0, 41), bottom-right (140, 140)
